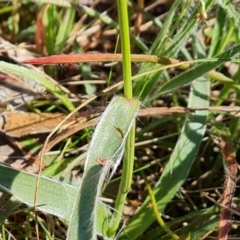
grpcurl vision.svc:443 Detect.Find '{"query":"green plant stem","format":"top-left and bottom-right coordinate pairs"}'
top-left (108, 123), bottom-right (136, 237)
top-left (107, 0), bottom-right (134, 237)
top-left (117, 0), bottom-right (132, 99)
top-left (142, 172), bottom-right (181, 240)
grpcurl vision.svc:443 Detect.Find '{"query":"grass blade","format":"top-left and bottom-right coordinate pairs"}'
top-left (0, 62), bottom-right (75, 111)
top-left (156, 43), bottom-right (240, 96)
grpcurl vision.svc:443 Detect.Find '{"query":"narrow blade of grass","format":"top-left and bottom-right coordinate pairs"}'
top-left (156, 43), bottom-right (240, 97)
top-left (0, 62), bottom-right (75, 111)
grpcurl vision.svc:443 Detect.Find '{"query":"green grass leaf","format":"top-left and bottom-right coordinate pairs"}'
top-left (0, 62), bottom-right (75, 111)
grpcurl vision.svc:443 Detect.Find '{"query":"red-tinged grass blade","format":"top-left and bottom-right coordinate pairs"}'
top-left (22, 53), bottom-right (161, 65)
top-left (213, 125), bottom-right (238, 240)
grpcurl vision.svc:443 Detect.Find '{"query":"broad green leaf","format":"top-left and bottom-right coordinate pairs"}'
top-left (0, 164), bottom-right (76, 220)
top-left (0, 164), bottom-right (113, 235)
top-left (67, 96), bottom-right (140, 240)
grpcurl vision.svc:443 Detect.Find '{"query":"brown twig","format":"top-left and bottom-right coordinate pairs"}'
top-left (218, 132), bottom-right (238, 240)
